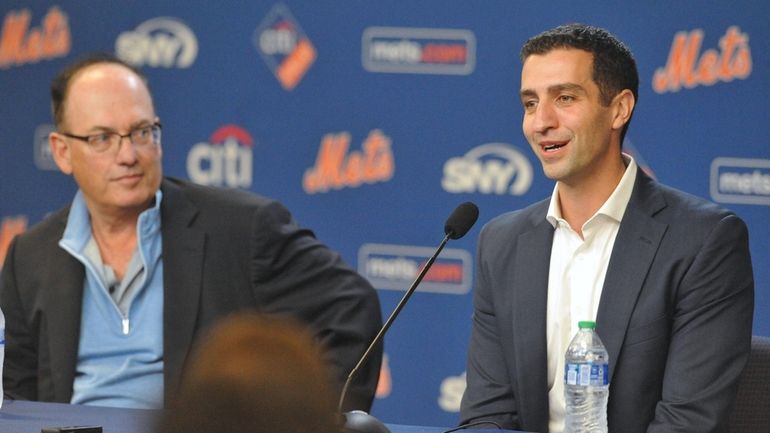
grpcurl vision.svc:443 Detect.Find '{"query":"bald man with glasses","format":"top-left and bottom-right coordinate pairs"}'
top-left (0, 54), bottom-right (383, 411)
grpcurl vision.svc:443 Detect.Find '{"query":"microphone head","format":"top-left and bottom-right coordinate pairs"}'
top-left (444, 202), bottom-right (479, 240)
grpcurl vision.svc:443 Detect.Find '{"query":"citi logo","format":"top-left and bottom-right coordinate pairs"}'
top-left (358, 243), bottom-right (472, 295)
top-left (253, 3), bottom-right (316, 90)
top-left (187, 125), bottom-right (253, 188)
top-left (710, 157), bottom-right (770, 206)
top-left (115, 17), bottom-right (198, 68)
top-left (442, 143), bottom-right (533, 195)
top-left (362, 27), bottom-right (475, 75)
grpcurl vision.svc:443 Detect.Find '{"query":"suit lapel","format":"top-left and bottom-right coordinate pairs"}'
top-left (596, 172), bottom-right (667, 380)
top-left (44, 218), bottom-right (85, 401)
top-left (512, 210), bottom-right (553, 430)
top-left (159, 179), bottom-right (205, 395)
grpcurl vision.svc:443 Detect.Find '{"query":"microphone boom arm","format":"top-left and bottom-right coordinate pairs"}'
top-left (337, 232), bottom-right (451, 412)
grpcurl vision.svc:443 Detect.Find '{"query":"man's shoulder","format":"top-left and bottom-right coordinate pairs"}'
top-left (483, 197), bottom-right (550, 236)
top-left (162, 177), bottom-right (275, 210)
top-left (14, 206), bottom-right (69, 247)
top-left (159, 177), bottom-right (297, 235)
top-left (639, 176), bottom-right (739, 224)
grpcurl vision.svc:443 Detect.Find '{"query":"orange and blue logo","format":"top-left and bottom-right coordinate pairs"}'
top-left (0, 6), bottom-right (71, 69)
top-left (376, 354), bottom-right (392, 399)
top-left (0, 216), bottom-right (28, 270)
top-left (362, 27), bottom-right (475, 75)
top-left (623, 138), bottom-right (656, 180)
top-left (303, 129), bottom-right (394, 194)
top-left (653, 26), bottom-right (751, 94)
top-left (253, 3), bottom-right (316, 90)
top-left (186, 124), bottom-right (254, 188)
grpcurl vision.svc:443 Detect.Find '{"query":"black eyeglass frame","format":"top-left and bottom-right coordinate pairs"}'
top-left (59, 122), bottom-right (162, 153)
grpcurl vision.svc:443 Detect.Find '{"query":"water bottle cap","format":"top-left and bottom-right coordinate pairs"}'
top-left (578, 321), bottom-right (596, 329)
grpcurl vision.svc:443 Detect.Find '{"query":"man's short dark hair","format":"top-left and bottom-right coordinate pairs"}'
top-left (520, 24), bottom-right (639, 143)
top-left (51, 53), bottom-right (152, 128)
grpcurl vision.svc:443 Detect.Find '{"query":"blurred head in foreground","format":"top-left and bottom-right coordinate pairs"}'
top-left (161, 312), bottom-right (340, 433)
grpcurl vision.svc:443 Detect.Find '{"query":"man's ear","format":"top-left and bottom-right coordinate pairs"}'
top-left (49, 131), bottom-right (74, 175)
top-left (611, 89), bottom-right (635, 131)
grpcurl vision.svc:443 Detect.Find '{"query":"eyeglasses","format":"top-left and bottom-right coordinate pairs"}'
top-left (60, 122), bottom-right (162, 153)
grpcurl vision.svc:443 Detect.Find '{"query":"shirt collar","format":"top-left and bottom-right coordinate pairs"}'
top-left (546, 153), bottom-right (637, 228)
top-left (60, 190), bottom-right (163, 254)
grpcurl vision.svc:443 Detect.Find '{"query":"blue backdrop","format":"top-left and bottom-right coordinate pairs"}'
top-left (1, 0), bottom-right (768, 426)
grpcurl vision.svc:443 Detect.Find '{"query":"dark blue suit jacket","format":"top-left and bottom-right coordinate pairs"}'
top-left (0, 177), bottom-right (383, 411)
top-left (460, 170), bottom-right (754, 433)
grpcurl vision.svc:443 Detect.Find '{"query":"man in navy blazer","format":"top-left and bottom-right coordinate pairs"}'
top-left (460, 24), bottom-right (754, 433)
top-left (0, 54), bottom-right (382, 411)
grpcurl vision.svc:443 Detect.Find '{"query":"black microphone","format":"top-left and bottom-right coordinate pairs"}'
top-left (339, 202), bottom-right (479, 433)
top-left (444, 201), bottom-right (480, 240)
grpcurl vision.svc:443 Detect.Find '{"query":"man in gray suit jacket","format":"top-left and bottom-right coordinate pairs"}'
top-left (460, 24), bottom-right (754, 433)
top-left (0, 54), bottom-right (382, 411)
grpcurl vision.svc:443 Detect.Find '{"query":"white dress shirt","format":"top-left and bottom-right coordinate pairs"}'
top-left (545, 155), bottom-right (637, 433)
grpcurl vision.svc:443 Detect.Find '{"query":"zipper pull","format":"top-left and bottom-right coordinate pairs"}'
top-left (122, 318), bottom-right (130, 335)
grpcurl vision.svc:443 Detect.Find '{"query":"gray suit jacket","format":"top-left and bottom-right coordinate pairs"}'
top-left (0, 177), bottom-right (383, 411)
top-left (460, 170), bottom-right (754, 433)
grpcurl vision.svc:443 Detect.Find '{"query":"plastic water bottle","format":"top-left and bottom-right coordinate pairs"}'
top-left (564, 321), bottom-right (608, 433)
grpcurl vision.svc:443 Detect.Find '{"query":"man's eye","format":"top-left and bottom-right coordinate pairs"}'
top-left (136, 127), bottom-right (152, 138)
top-left (90, 133), bottom-right (113, 144)
top-left (558, 95), bottom-right (575, 103)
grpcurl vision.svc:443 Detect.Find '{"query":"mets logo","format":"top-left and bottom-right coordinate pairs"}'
top-left (710, 157), bottom-right (770, 206)
top-left (253, 3), bottom-right (316, 90)
top-left (303, 130), bottom-right (395, 194)
top-left (358, 243), bottom-right (472, 295)
top-left (0, 6), bottom-right (70, 69)
top-left (653, 26), bottom-right (751, 94)
top-left (362, 26), bottom-right (475, 75)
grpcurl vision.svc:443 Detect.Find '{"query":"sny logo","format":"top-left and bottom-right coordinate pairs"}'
top-left (187, 125), bottom-right (253, 188)
top-left (653, 26), bottom-right (751, 94)
top-left (116, 17), bottom-right (198, 68)
top-left (0, 6), bottom-right (70, 69)
top-left (442, 143), bottom-right (533, 195)
top-left (253, 3), bottom-right (316, 90)
top-left (438, 372), bottom-right (466, 413)
top-left (303, 130), bottom-right (394, 194)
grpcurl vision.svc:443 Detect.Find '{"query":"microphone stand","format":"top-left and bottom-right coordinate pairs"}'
top-left (339, 232), bottom-right (452, 433)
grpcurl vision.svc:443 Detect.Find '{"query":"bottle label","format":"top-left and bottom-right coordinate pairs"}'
top-left (565, 362), bottom-right (608, 386)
